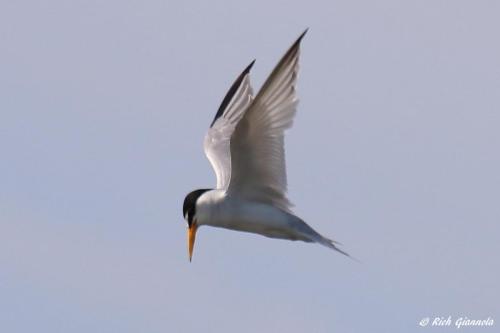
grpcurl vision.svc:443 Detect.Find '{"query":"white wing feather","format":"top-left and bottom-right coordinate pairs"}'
top-left (204, 62), bottom-right (255, 189)
top-left (227, 31), bottom-right (306, 212)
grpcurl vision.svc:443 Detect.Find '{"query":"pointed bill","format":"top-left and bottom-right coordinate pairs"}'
top-left (188, 224), bottom-right (198, 262)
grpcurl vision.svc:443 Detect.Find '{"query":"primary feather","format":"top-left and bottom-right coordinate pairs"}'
top-left (227, 30), bottom-right (306, 212)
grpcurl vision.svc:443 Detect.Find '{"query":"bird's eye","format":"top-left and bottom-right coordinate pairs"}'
top-left (185, 212), bottom-right (194, 228)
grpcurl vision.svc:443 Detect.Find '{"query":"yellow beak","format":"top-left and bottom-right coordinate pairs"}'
top-left (188, 223), bottom-right (198, 262)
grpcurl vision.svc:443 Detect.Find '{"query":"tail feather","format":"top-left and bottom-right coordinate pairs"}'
top-left (316, 235), bottom-right (359, 262)
top-left (288, 214), bottom-right (358, 261)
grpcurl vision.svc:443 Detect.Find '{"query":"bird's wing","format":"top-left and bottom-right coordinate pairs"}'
top-left (227, 30), bottom-right (307, 212)
top-left (204, 61), bottom-right (255, 189)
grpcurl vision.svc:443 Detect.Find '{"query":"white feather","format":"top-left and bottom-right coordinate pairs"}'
top-left (204, 73), bottom-right (253, 189)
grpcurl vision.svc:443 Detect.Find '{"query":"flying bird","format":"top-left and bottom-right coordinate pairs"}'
top-left (182, 30), bottom-right (350, 261)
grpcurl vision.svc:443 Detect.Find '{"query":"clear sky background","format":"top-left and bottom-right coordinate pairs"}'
top-left (1, 1), bottom-right (499, 332)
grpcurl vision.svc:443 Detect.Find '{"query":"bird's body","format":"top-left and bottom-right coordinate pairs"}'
top-left (197, 190), bottom-right (311, 241)
top-left (182, 30), bottom-right (350, 260)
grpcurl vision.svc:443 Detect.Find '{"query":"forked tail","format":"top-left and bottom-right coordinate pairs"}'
top-left (316, 235), bottom-right (359, 262)
top-left (289, 214), bottom-right (359, 261)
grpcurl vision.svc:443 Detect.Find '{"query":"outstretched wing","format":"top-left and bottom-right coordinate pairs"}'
top-left (204, 61), bottom-right (255, 189)
top-left (227, 30), bottom-right (307, 212)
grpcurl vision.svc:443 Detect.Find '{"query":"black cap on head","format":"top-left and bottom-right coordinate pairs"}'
top-left (182, 189), bottom-right (211, 227)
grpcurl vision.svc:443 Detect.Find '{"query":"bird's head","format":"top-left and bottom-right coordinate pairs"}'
top-left (182, 189), bottom-right (210, 262)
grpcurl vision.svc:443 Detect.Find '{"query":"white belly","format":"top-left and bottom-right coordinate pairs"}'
top-left (196, 191), bottom-right (308, 241)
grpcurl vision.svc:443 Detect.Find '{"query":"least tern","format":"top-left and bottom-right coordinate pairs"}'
top-left (182, 30), bottom-right (349, 261)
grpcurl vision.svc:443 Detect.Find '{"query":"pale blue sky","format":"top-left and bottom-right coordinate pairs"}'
top-left (1, 1), bottom-right (499, 332)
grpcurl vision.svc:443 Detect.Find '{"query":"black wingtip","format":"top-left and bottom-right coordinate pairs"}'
top-left (298, 28), bottom-right (309, 42)
top-left (245, 59), bottom-right (256, 73)
top-left (293, 28), bottom-right (309, 47)
top-left (286, 28), bottom-right (309, 58)
top-left (210, 60), bottom-right (256, 128)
